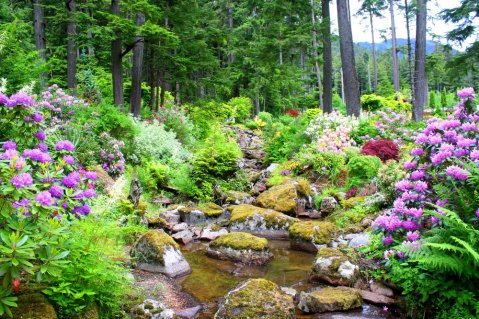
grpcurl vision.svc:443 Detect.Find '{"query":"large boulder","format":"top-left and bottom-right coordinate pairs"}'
top-left (320, 196), bottom-right (338, 215)
top-left (228, 204), bottom-right (298, 239)
top-left (224, 191), bottom-right (255, 205)
top-left (289, 221), bottom-right (337, 252)
top-left (11, 293), bottom-right (57, 319)
top-left (200, 226), bottom-right (229, 241)
top-left (179, 203), bottom-right (228, 225)
top-left (310, 247), bottom-right (359, 286)
top-left (131, 299), bottom-right (176, 319)
top-left (297, 287), bottom-right (362, 313)
top-left (215, 279), bottom-right (296, 319)
top-left (131, 230), bottom-right (191, 277)
top-left (206, 232), bottom-right (273, 265)
top-left (255, 180), bottom-right (312, 215)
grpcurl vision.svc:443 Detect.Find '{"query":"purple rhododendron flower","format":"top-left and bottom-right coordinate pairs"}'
top-left (445, 165), bottom-right (469, 181)
top-left (410, 170), bottom-right (425, 180)
top-left (34, 130), bottom-right (46, 142)
top-left (7, 92), bottom-right (35, 107)
top-left (457, 87), bottom-right (475, 100)
top-left (32, 113), bottom-right (43, 122)
top-left (13, 198), bottom-right (30, 210)
top-left (3, 141), bottom-right (16, 150)
top-left (63, 155), bottom-right (75, 165)
top-left (37, 143), bottom-right (48, 152)
top-left (85, 171), bottom-right (98, 181)
top-left (23, 149), bottom-right (52, 163)
top-left (413, 181), bottom-right (428, 192)
top-left (61, 171), bottom-right (81, 188)
top-left (395, 180), bottom-right (412, 191)
top-left (411, 148), bottom-right (423, 156)
top-left (382, 235), bottom-right (393, 246)
top-left (404, 161), bottom-right (417, 170)
top-left (55, 140), bottom-right (75, 152)
top-left (49, 185), bottom-right (64, 198)
top-left (0, 93), bottom-right (8, 105)
top-left (36, 191), bottom-right (52, 206)
top-left (82, 189), bottom-right (96, 198)
top-left (11, 173), bottom-right (33, 189)
top-left (406, 231), bottom-right (420, 242)
top-left (476, 208), bottom-right (479, 219)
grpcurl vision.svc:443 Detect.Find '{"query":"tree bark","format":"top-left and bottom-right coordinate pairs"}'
top-left (413, 0), bottom-right (427, 122)
top-left (311, 0), bottom-right (323, 109)
top-left (321, 0), bottom-right (333, 113)
top-left (389, 0), bottom-right (400, 91)
top-left (111, 0), bottom-right (124, 111)
top-left (404, 0), bottom-right (414, 100)
top-left (32, 0), bottom-right (47, 89)
top-left (66, 0), bottom-right (77, 94)
top-left (337, 0), bottom-right (360, 116)
top-left (369, 10), bottom-right (378, 92)
top-left (129, 12), bottom-right (145, 116)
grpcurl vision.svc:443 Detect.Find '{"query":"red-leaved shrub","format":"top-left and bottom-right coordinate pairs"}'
top-left (361, 139), bottom-right (399, 162)
top-left (285, 109), bottom-right (300, 117)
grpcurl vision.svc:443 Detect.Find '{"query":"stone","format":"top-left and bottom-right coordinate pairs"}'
top-left (172, 223), bottom-right (189, 232)
top-left (346, 233), bottom-right (371, 249)
top-left (320, 197), bottom-right (338, 214)
top-left (297, 287), bottom-right (362, 313)
top-left (215, 279), bottom-right (296, 319)
top-left (179, 203), bottom-right (228, 225)
top-left (131, 299), bottom-right (176, 319)
top-left (172, 229), bottom-right (194, 245)
top-left (200, 227), bottom-right (229, 241)
top-left (255, 182), bottom-right (298, 214)
top-left (310, 247), bottom-right (359, 286)
top-left (72, 305), bottom-right (99, 319)
top-left (176, 305), bottom-right (202, 319)
top-left (160, 206), bottom-right (182, 224)
top-left (147, 217), bottom-right (169, 229)
top-left (11, 293), bottom-right (57, 319)
top-left (281, 287), bottom-right (297, 297)
top-left (369, 281), bottom-right (394, 298)
top-left (359, 290), bottom-right (396, 305)
top-left (224, 191), bottom-right (255, 205)
top-left (206, 232), bottom-right (273, 265)
top-left (228, 204), bottom-right (298, 239)
top-left (297, 210), bottom-right (322, 219)
top-left (289, 221), bottom-right (337, 252)
top-left (131, 230), bottom-right (191, 277)
top-left (128, 177), bottom-right (143, 208)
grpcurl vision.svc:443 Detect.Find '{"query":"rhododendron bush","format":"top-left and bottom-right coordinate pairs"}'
top-left (0, 91), bottom-right (97, 315)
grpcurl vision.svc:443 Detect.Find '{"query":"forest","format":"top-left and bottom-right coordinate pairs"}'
top-left (0, 0), bottom-right (478, 319)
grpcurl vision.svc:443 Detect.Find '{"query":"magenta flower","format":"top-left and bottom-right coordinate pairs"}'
top-left (32, 113), bottom-right (43, 123)
top-left (476, 208), bottom-right (479, 219)
top-left (55, 140), bottom-right (75, 152)
top-left (445, 165), bottom-right (469, 181)
top-left (6, 92), bottom-right (35, 107)
top-left (406, 231), bottom-right (420, 242)
top-left (85, 171), bottom-right (98, 181)
top-left (395, 180), bottom-right (412, 191)
top-left (411, 148), bottom-right (423, 156)
top-left (34, 130), bottom-right (46, 142)
top-left (410, 170), bottom-right (425, 180)
top-left (37, 143), bottom-right (48, 152)
top-left (404, 161), bottom-right (417, 170)
top-left (11, 173), bottom-right (33, 189)
top-left (49, 186), bottom-right (64, 198)
top-left (471, 150), bottom-right (479, 161)
top-left (61, 171), bottom-right (81, 188)
top-left (3, 141), bottom-right (16, 150)
top-left (413, 181), bottom-right (428, 192)
top-left (23, 149), bottom-right (52, 163)
top-left (457, 87), bottom-right (475, 100)
top-left (36, 191), bottom-right (52, 206)
top-left (382, 235), bottom-right (394, 246)
top-left (63, 155), bottom-right (75, 165)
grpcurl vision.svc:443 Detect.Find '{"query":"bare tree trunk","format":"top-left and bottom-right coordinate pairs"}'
top-left (413, 0), bottom-right (427, 122)
top-left (369, 11), bottom-right (378, 92)
top-left (321, 0), bottom-right (333, 113)
top-left (227, 3), bottom-right (234, 64)
top-left (129, 12), bottom-right (145, 116)
top-left (311, 0), bottom-right (323, 109)
top-left (404, 0), bottom-right (414, 100)
top-left (111, 0), bottom-right (124, 111)
top-left (32, 0), bottom-right (46, 89)
top-left (389, 0), bottom-right (400, 91)
top-left (337, 0), bottom-right (361, 116)
top-left (66, 0), bottom-right (77, 94)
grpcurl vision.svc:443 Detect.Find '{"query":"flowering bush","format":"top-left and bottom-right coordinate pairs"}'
top-left (373, 88), bottom-right (479, 253)
top-left (147, 106), bottom-right (196, 147)
top-left (361, 139), bottom-right (399, 162)
top-left (364, 109), bottom-right (419, 143)
top-left (0, 92), bottom-right (97, 315)
top-left (285, 109), bottom-right (300, 117)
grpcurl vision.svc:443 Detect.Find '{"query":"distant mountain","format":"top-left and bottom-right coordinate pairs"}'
top-left (356, 38), bottom-right (452, 55)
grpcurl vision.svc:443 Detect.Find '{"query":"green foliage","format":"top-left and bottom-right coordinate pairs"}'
top-left (227, 97), bottom-right (252, 122)
top-left (217, 169), bottom-right (251, 193)
top-left (43, 217), bottom-right (136, 318)
top-left (361, 94), bottom-right (384, 112)
top-left (332, 204), bottom-right (373, 228)
top-left (294, 147), bottom-right (346, 184)
top-left (154, 106), bottom-right (197, 147)
top-left (374, 160), bottom-right (407, 205)
top-left (347, 155), bottom-right (382, 189)
top-left (192, 129), bottom-right (242, 199)
top-left (441, 88), bottom-right (447, 108)
top-left (135, 161), bottom-right (168, 194)
top-left (304, 108), bottom-right (322, 121)
top-left (186, 101), bottom-right (234, 139)
top-left (332, 93), bottom-right (346, 115)
top-left (350, 118), bottom-right (379, 144)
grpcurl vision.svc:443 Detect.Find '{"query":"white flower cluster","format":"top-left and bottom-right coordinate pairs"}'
top-left (305, 111), bottom-right (359, 141)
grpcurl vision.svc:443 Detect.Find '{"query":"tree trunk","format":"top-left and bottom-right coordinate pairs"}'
top-left (337, 0), bottom-right (360, 116)
top-left (32, 0), bottom-right (47, 89)
top-left (389, 0), bottom-right (400, 91)
top-left (369, 10), bottom-right (378, 92)
top-left (404, 0), bottom-right (414, 100)
top-left (111, 0), bottom-right (124, 111)
top-left (129, 12), bottom-right (145, 116)
top-left (413, 0), bottom-right (427, 122)
top-left (321, 0), bottom-right (333, 113)
top-left (311, 0), bottom-right (323, 109)
top-left (66, 0), bottom-right (77, 94)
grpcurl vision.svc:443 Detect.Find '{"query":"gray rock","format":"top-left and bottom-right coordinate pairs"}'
top-left (359, 290), bottom-right (396, 305)
top-left (131, 299), bottom-right (176, 319)
top-left (160, 207), bottom-right (182, 224)
top-left (297, 287), bottom-right (362, 314)
top-left (200, 227), bottom-right (228, 241)
top-left (320, 197), bottom-right (338, 214)
top-left (369, 281), bottom-right (394, 297)
top-left (310, 247), bottom-right (359, 286)
top-left (346, 233), bottom-right (371, 248)
top-left (172, 229), bottom-right (194, 245)
top-left (172, 223), bottom-right (189, 232)
top-left (176, 305), bottom-right (202, 319)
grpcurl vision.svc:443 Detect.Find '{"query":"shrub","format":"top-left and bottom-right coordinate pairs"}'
top-left (360, 139), bottom-right (399, 162)
top-left (350, 118), bottom-right (380, 144)
top-left (153, 106), bottom-right (197, 147)
top-left (361, 94), bottom-right (385, 112)
top-left (294, 147), bottom-right (346, 184)
top-left (135, 161), bottom-right (169, 194)
top-left (285, 109), bottom-right (300, 117)
top-left (227, 96), bottom-right (252, 122)
top-left (374, 160), bottom-right (407, 205)
top-left (347, 155), bottom-right (382, 189)
top-left (304, 108), bottom-right (322, 121)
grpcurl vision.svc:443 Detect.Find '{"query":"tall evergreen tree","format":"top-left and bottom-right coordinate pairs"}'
top-left (413, 0), bottom-right (427, 122)
top-left (321, 0), bottom-right (332, 113)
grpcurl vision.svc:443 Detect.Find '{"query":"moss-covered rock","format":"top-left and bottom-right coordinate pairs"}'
top-left (289, 221), bottom-right (337, 252)
top-left (224, 191), bottom-right (255, 205)
top-left (71, 304), bottom-right (99, 319)
top-left (130, 230), bottom-right (191, 277)
top-left (131, 299), bottom-right (176, 319)
top-left (207, 232), bottom-right (272, 265)
top-left (228, 204), bottom-right (298, 239)
top-left (297, 287), bottom-right (362, 313)
top-left (11, 293), bottom-right (57, 319)
top-left (147, 216), bottom-right (169, 229)
top-left (215, 279), bottom-right (295, 319)
top-left (310, 247), bottom-right (359, 286)
top-left (179, 203), bottom-right (228, 225)
top-left (341, 196), bottom-right (365, 210)
top-left (255, 182), bottom-right (298, 214)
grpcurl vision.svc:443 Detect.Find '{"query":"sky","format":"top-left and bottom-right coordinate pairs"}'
top-left (329, 0), bottom-right (474, 50)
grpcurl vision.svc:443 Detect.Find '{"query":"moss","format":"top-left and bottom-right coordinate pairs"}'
top-left (341, 196), bottom-right (365, 210)
top-left (71, 304), bottom-right (99, 319)
top-left (11, 293), bottom-right (57, 319)
top-left (210, 223), bottom-right (221, 231)
top-left (255, 183), bottom-right (298, 213)
top-left (295, 178), bottom-right (312, 197)
top-left (224, 191), bottom-right (252, 203)
top-left (210, 232), bottom-right (268, 251)
top-left (309, 287), bottom-right (362, 310)
top-left (131, 230), bottom-right (179, 264)
top-left (315, 247), bottom-right (349, 271)
top-left (229, 204), bottom-right (298, 229)
top-left (217, 279), bottom-right (295, 319)
top-left (198, 202), bottom-right (223, 217)
top-left (289, 221), bottom-right (337, 245)
top-left (146, 216), bottom-right (168, 228)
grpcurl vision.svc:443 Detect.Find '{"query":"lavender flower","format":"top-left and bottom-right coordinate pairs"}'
top-left (411, 148), bottom-right (423, 156)
top-left (34, 130), bottom-right (46, 142)
top-left (395, 180), bottom-right (412, 191)
top-left (61, 171), bottom-right (81, 188)
top-left (36, 191), bottom-right (52, 206)
top-left (49, 186), bottom-right (64, 198)
top-left (413, 181), bottom-right (428, 192)
top-left (32, 113), bottom-right (43, 123)
top-left (476, 208), bottom-right (479, 219)
top-left (23, 149), bottom-right (52, 163)
top-left (404, 161), bottom-right (417, 170)
top-left (55, 140), bottom-right (75, 152)
top-left (472, 150), bottom-right (479, 161)
top-left (445, 165), bottom-right (469, 181)
top-left (85, 171), bottom-right (98, 181)
top-left (457, 87), bottom-right (475, 100)
top-left (63, 155), bottom-right (75, 165)
top-left (382, 235), bottom-right (393, 246)
top-left (11, 173), bottom-right (33, 189)
top-left (3, 141), bottom-right (16, 150)
top-left (37, 143), bottom-right (48, 152)
top-left (406, 231), bottom-right (420, 242)
top-left (410, 170), bottom-right (425, 180)
top-left (6, 92), bottom-right (35, 107)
